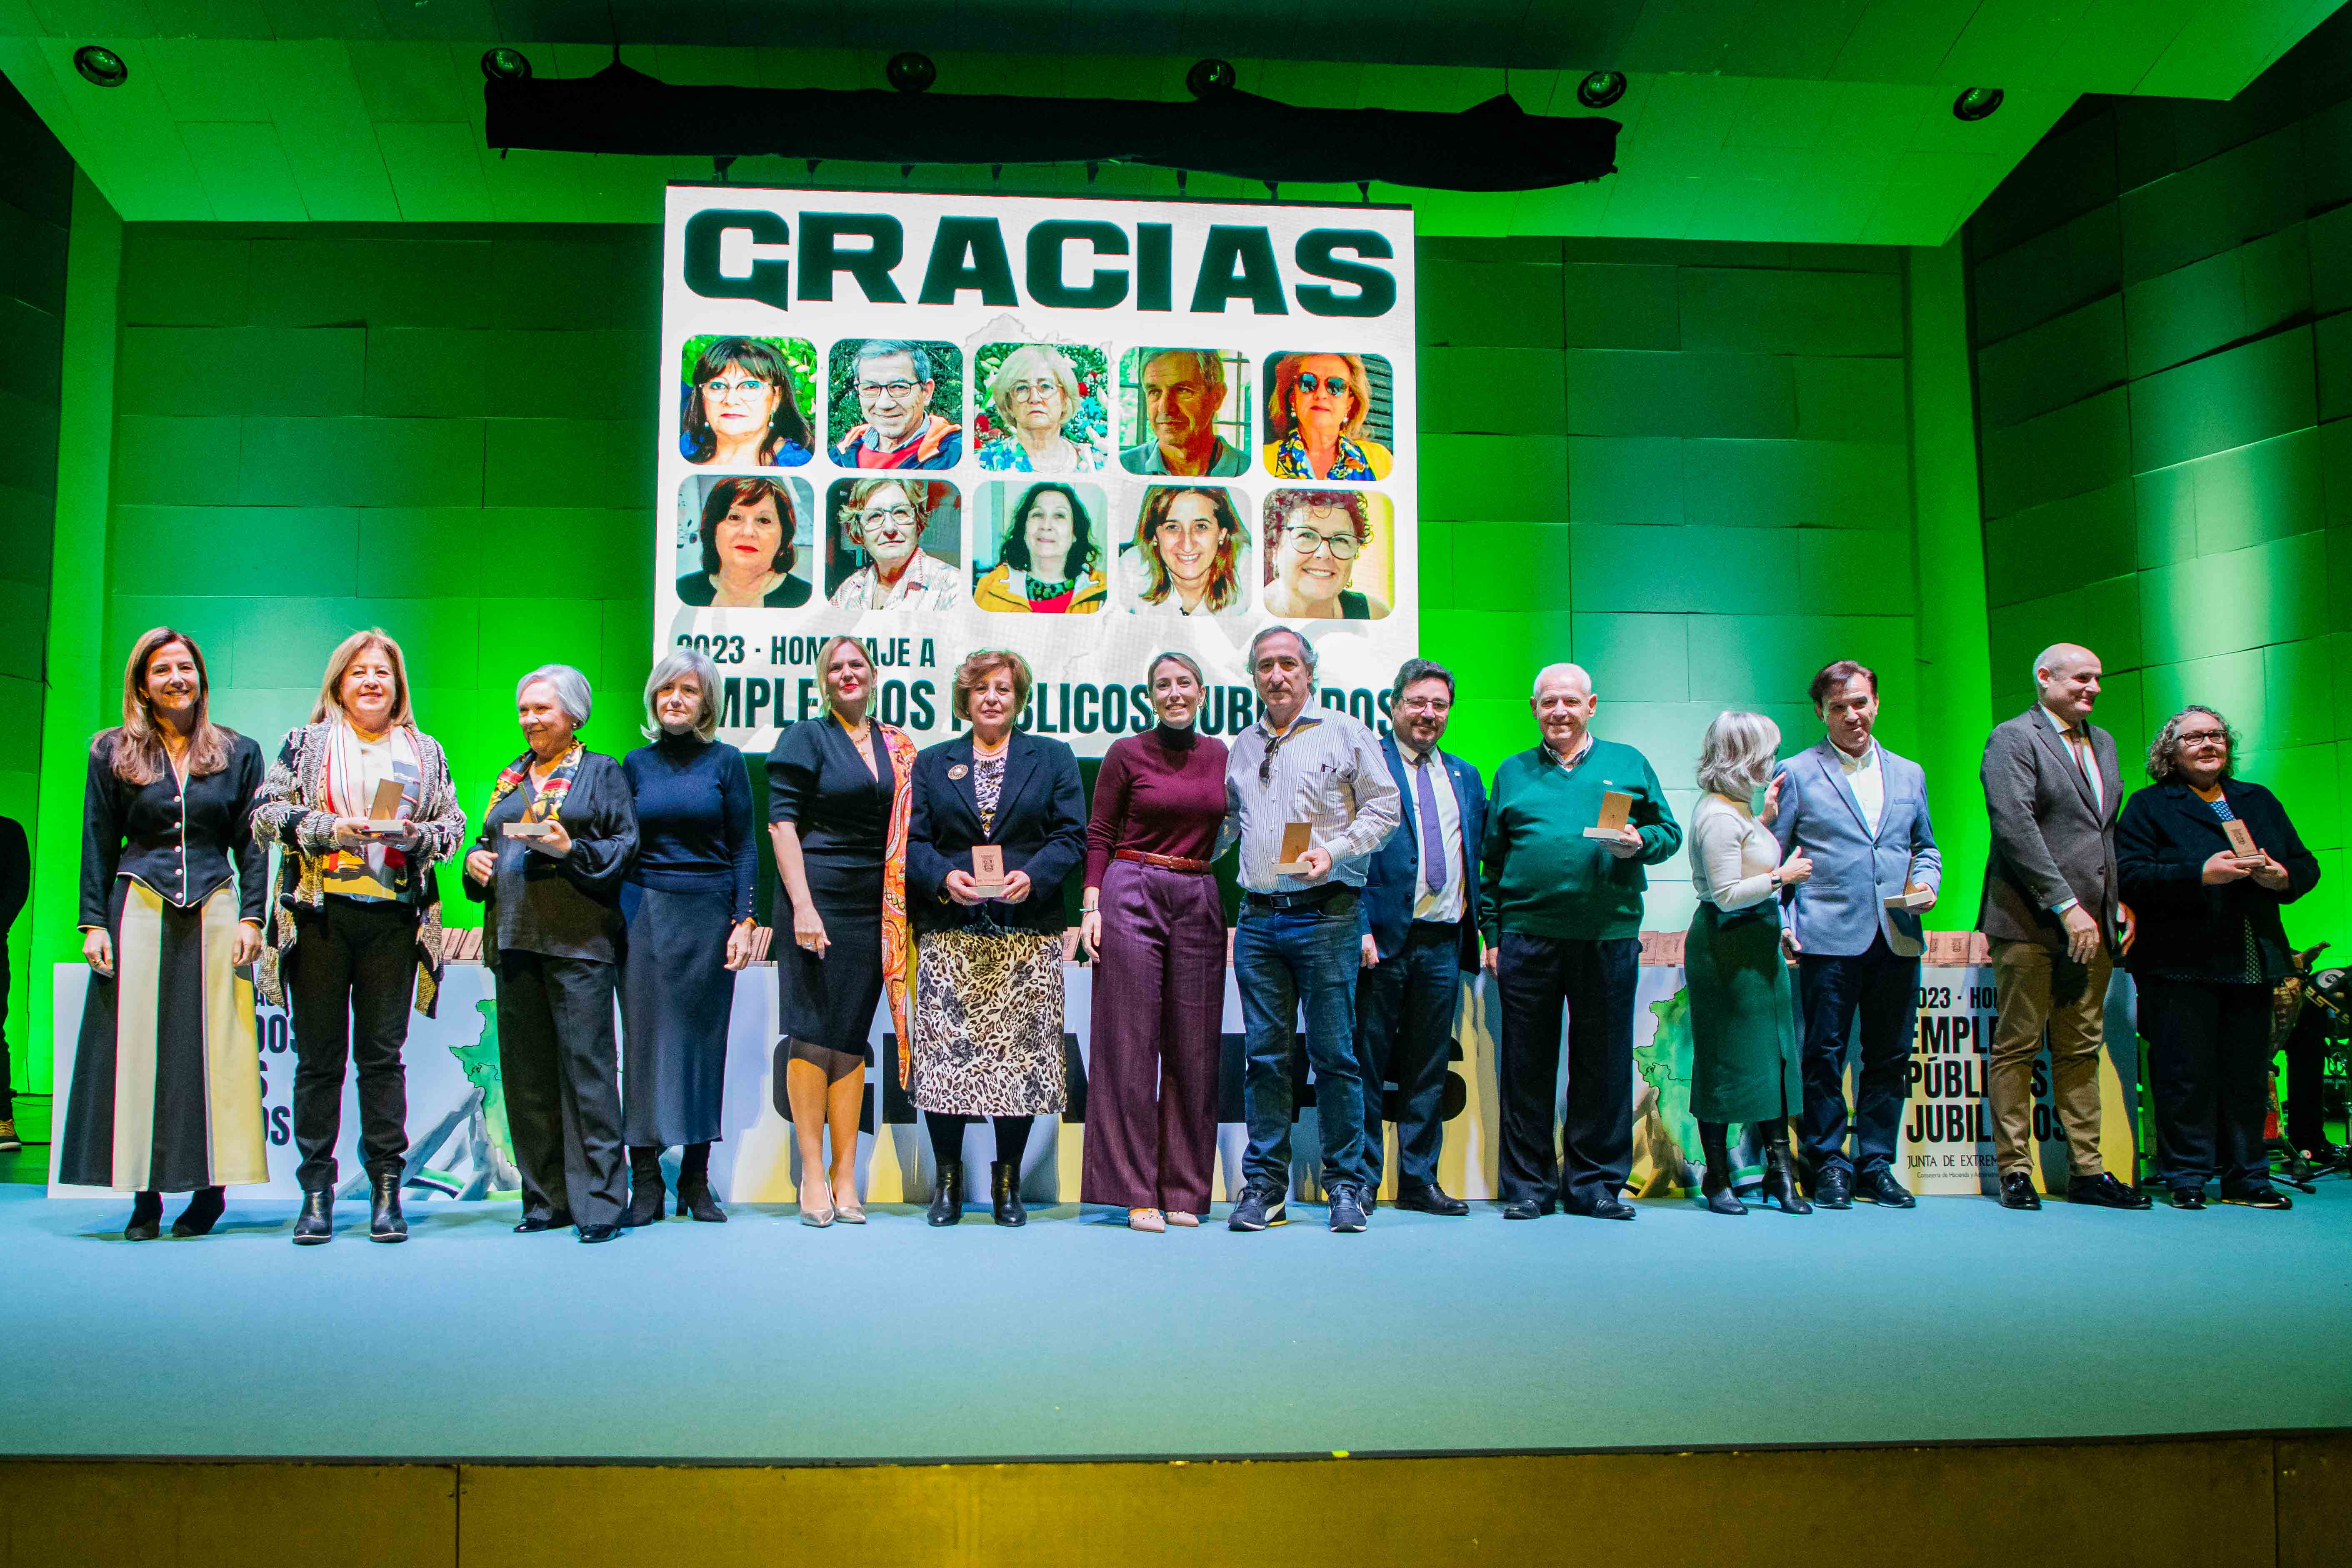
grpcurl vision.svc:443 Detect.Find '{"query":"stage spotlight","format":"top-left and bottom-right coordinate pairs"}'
top-left (1575, 70), bottom-right (1626, 109)
top-left (480, 47), bottom-right (532, 82)
top-left (1187, 58), bottom-right (1237, 99)
top-left (73, 45), bottom-right (128, 88)
top-left (1952, 87), bottom-right (2004, 121)
top-left (887, 52), bottom-right (937, 93)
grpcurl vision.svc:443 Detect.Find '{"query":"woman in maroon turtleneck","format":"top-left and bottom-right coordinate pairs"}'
top-left (1077, 651), bottom-right (1232, 1230)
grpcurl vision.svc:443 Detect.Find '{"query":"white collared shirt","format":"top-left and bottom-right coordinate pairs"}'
top-left (1833, 738), bottom-right (1883, 836)
top-left (1400, 742), bottom-right (1467, 925)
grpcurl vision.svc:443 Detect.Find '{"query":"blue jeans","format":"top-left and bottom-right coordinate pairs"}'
top-left (1235, 892), bottom-right (1367, 1196)
top-left (1795, 937), bottom-right (1919, 1179)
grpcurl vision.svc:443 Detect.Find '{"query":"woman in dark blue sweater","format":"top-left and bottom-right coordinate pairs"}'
top-left (620, 648), bottom-right (758, 1224)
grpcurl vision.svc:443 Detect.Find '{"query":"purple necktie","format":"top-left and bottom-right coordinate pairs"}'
top-left (1415, 753), bottom-right (1446, 896)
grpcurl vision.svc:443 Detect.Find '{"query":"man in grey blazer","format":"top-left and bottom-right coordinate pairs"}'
top-left (1977, 642), bottom-right (2148, 1212)
top-left (1770, 660), bottom-right (1940, 1210)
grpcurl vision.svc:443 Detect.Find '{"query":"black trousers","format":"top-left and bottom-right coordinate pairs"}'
top-left (1352, 921), bottom-right (1462, 1192)
top-left (0, 943), bottom-right (12, 1119)
top-left (1795, 936), bottom-right (1920, 1179)
top-left (2283, 1000), bottom-right (2330, 1153)
top-left (2138, 975), bottom-right (2272, 1194)
top-left (495, 949), bottom-right (627, 1227)
top-left (1496, 933), bottom-right (1637, 1213)
top-left (286, 898), bottom-right (419, 1192)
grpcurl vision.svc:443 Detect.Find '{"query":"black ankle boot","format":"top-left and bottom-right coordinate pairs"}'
top-left (990, 1160), bottom-right (1027, 1227)
top-left (172, 1186), bottom-right (226, 1237)
top-left (1697, 1123), bottom-right (1747, 1216)
top-left (125, 1190), bottom-right (163, 1242)
top-left (675, 1150), bottom-right (726, 1224)
top-left (293, 1190), bottom-right (333, 1244)
top-left (370, 1172), bottom-right (407, 1242)
top-left (624, 1147), bottom-right (666, 1228)
top-left (927, 1160), bottom-right (965, 1226)
top-left (1762, 1140), bottom-right (1813, 1215)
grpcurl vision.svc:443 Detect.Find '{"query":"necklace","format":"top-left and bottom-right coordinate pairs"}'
top-left (972, 732), bottom-right (1010, 758)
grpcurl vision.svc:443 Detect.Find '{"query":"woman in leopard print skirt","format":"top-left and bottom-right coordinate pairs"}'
top-left (905, 650), bottom-right (1087, 1226)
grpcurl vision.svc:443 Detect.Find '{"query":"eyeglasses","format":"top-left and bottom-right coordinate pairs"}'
top-left (857, 380), bottom-right (920, 398)
top-left (857, 506), bottom-right (917, 528)
top-left (1295, 371), bottom-right (1352, 398)
top-left (2175, 729), bottom-right (2229, 746)
top-left (701, 378), bottom-right (771, 400)
top-left (1007, 379), bottom-right (1061, 402)
top-left (1281, 527), bottom-right (1360, 559)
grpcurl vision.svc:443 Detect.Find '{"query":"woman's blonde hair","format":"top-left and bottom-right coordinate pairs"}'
top-left (1696, 710), bottom-right (1781, 799)
top-left (1265, 352), bottom-right (1371, 442)
top-left (987, 344), bottom-right (1083, 433)
top-left (103, 626), bottom-right (237, 785)
top-left (310, 628), bottom-right (417, 729)
top-left (813, 634), bottom-right (875, 719)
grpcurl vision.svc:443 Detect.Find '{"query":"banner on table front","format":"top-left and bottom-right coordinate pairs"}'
top-left (655, 186), bottom-right (1418, 757)
top-left (52, 962), bottom-right (2132, 1205)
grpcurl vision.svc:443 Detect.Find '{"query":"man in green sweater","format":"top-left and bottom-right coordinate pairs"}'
top-left (1479, 662), bottom-right (1682, 1220)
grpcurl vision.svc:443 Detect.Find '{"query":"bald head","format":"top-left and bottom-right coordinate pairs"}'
top-left (1532, 662), bottom-right (1597, 751)
top-left (2033, 642), bottom-right (2101, 723)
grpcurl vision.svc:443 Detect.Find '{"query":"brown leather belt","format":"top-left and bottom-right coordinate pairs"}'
top-left (1117, 849), bottom-right (1213, 874)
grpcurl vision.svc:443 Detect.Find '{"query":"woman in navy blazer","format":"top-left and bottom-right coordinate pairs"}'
top-left (2117, 704), bottom-right (2319, 1210)
top-left (905, 650), bottom-right (1087, 1226)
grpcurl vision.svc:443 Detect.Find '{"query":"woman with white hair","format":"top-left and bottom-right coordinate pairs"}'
top-left (977, 344), bottom-right (1107, 473)
top-left (1685, 711), bottom-right (1813, 1217)
top-left (252, 628), bottom-right (467, 1245)
top-left (618, 648), bottom-right (757, 1226)
top-left (463, 665), bottom-right (640, 1243)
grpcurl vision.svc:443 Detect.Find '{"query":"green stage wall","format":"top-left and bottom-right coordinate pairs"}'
top-left (1965, 9), bottom-right (2352, 950)
top-left (18, 215), bottom-right (1995, 1085)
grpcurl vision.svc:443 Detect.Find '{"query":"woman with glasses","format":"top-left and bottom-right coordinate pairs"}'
top-left (827, 478), bottom-right (966, 611)
top-left (1130, 485), bottom-right (1249, 616)
top-left (675, 476), bottom-right (812, 608)
top-left (977, 344), bottom-right (1107, 474)
top-left (1262, 353), bottom-right (1391, 480)
top-left (2118, 705), bottom-right (2320, 1211)
top-left (1260, 490), bottom-right (1389, 620)
top-left (767, 635), bottom-right (919, 1227)
top-left (680, 336), bottom-right (813, 468)
top-left (974, 481), bottom-right (1107, 614)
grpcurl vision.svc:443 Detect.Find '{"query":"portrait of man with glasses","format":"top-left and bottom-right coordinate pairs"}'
top-left (1259, 489), bottom-right (1392, 620)
top-left (826, 339), bottom-right (965, 471)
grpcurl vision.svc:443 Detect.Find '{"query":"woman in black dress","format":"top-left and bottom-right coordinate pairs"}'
top-left (620, 648), bottom-right (757, 1225)
top-left (768, 635), bottom-right (917, 1226)
top-left (462, 665), bottom-right (640, 1243)
top-left (63, 627), bottom-right (268, 1240)
top-left (2118, 704), bottom-right (2321, 1210)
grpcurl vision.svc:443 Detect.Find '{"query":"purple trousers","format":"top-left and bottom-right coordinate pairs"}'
top-left (1081, 858), bottom-right (1225, 1213)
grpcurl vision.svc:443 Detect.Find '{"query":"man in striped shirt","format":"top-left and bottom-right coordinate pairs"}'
top-left (1221, 627), bottom-right (1402, 1233)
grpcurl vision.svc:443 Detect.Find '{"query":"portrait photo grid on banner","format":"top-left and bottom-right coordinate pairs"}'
top-left (656, 188), bottom-right (1418, 755)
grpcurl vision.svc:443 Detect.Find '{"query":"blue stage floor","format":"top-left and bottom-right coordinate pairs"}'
top-left (2, 1181), bottom-right (2345, 1462)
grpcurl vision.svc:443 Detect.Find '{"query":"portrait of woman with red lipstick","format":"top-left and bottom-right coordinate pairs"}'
top-left (678, 335), bottom-right (815, 468)
top-left (674, 475), bottom-right (813, 609)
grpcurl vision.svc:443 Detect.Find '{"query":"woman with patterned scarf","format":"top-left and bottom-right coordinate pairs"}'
top-left (765, 635), bottom-right (918, 1227)
top-left (1260, 352), bottom-right (1393, 480)
top-left (462, 665), bottom-right (640, 1243)
top-left (254, 630), bottom-right (466, 1245)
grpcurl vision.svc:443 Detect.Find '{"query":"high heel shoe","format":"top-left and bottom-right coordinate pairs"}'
top-left (124, 1190), bottom-right (163, 1242)
top-left (623, 1147), bottom-right (666, 1228)
top-left (172, 1186), bottom-right (225, 1237)
top-left (675, 1170), bottom-right (727, 1223)
top-left (800, 1173), bottom-right (836, 1227)
top-left (1697, 1122), bottom-right (1747, 1216)
top-left (926, 1161), bottom-right (964, 1226)
top-left (990, 1160), bottom-right (1027, 1228)
top-left (830, 1172), bottom-right (866, 1224)
top-left (1762, 1141), bottom-right (1813, 1215)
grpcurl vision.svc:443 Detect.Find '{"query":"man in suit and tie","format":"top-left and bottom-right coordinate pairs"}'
top-left (1353, 658), bottom-right (1486, 1216)
top-left (1769, 660), bottom-right (1940, 1210)
top-left (1978, 642), bottom-right (2149, 1211)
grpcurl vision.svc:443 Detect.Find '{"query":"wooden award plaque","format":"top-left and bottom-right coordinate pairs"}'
top-left (1275, 821), bottom-right (1316, 875)
top-left (2222, 818), bottom-right (2260, 861)
top-left (1885, 883), bottom-right (1935, 910)
top-left (970, 843), bottom-right (1006, 898)
top-left (1582, 790), bottom-right (1635, 841)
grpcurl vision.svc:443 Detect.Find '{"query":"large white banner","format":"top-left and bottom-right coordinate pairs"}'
top-left (655, 185), bottom-right (1418, 756)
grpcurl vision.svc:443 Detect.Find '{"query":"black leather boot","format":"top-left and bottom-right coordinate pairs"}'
top-left (125, 1190), bottom-right (163, 1242)
top-left (675, 1145), bottom-right (725, 1223)
top-left (927, 1160), bottom-right (965, 1226)
top-left (369, 1172), bottom-right (407, 1242)
top-left (623, 1146), bottom-right (666, 1228)
top-left (172, 1186), bottom-right (226, 1237)
top-left (1761, 1133), bottom-right (1813, 1215)
top-left (293, 1190), bottom-right (333, 1245)
top-left (1697, 1121), bottom-right (1747, 1215)
top-left (990, 1160), bottom-right (1027, 1227)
